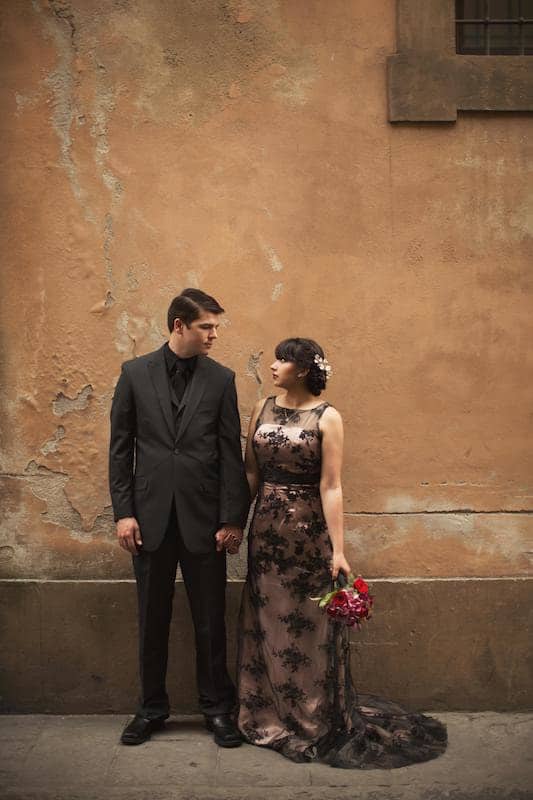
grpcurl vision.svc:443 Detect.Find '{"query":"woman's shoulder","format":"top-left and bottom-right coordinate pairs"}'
top-left (320, 400), bottom-right (339, 413)
top-left (317, 402), bottom-right (342, 424)
top-left (251, 395), bottom-right (275, 419)
top-left (254, 395), bottom-right (276, 411)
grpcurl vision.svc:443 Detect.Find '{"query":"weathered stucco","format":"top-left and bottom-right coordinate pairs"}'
top-left (0, 1), bottom-right (532, 710)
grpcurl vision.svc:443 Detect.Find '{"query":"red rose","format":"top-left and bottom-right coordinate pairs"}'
top-left (329, 590), bottom-right (349, 609)
top-left (354, 577), bottom-right (369, 594)
top-left (326, 590), bottom-right (351, 619)
top-left (321, 582), bottom-right (374, 629)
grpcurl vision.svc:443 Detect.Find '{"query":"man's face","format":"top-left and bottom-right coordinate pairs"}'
top-left (176, 310), bottom-right (220, 356)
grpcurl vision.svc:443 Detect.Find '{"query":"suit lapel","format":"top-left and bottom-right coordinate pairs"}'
top-left (147, 346), bottom-right (174, 439)
top-left (175, 355), bottom-right (209, 443)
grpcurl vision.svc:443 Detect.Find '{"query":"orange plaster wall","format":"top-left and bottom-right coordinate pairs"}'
top-left (1, 0), bottom-right (532, 579)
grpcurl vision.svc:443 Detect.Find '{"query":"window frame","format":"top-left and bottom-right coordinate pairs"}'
top-left (456, 1), bottom-right (533, 56)
top-left (387, 0), bottom-right (533, 122)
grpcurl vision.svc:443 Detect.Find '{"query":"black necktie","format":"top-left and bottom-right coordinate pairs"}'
top-left (171, 364), bottom-right (187, 405)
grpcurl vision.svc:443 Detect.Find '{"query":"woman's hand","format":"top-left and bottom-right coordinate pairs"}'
top-left (331, 551), bottom-right (351, 580)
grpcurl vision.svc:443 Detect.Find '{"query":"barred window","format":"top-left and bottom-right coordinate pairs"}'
top-left (456, 1), bottom-right (533, 54)
top-left (388, 1), bottom-right (533, 121)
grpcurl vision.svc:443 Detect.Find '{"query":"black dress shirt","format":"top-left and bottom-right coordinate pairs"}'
top-left (164, 343), bottom-right (197, 428)
top-left (163, 345), bottom-right (229, 527)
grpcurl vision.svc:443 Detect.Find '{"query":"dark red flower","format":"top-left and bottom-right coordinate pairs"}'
top-left (329, 590), bottom-right (349, 606)
top-left (319, 579), bottom-right (374, 629)
top-left (354, 577), bottom-right (369, 594)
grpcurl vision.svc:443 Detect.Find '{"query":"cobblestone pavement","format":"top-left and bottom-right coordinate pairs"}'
top-left (1, 713), bottom-right (532, 800)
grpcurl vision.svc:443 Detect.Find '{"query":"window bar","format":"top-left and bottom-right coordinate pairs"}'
top-left (520, 0), bottom-right (525, 54)
top-left (456, 0), bottom-right (533, 54)
top-left (485, 0), bottom-right (490, 54)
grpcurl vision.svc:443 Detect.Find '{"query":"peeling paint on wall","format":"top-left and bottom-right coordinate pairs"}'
top-left (90, 291), bottom-right (115, 314)
top-left (0, 461), bottom-right (113, 546)
top-left (103, 212), bottom-right (116, 292)
top-left (52, 386), bottom-right (93, 417)
top-left (15, 90), bottom-right (41, 114)
top-left (34, 0), bottom-right (95, 223)
top-left (261, 241), bottom-right (284, 272)
top-left (33, 460), bottom-right (111, 535)
top-left (271, 282), bottom-right (283, 301)
top-left (246, 351), bottom-right (263, 387)
top-left (40, 426), bottom-right (66, 455)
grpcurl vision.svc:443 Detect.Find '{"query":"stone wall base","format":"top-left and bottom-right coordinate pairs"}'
top-left (1, 578), bottom-right (531, 713)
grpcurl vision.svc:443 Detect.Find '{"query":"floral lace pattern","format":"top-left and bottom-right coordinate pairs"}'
top-left (237, 396), bottom-right (447, 768)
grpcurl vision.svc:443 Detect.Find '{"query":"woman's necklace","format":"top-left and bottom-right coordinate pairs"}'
top-left (276, 395), bottom-right (323, 411)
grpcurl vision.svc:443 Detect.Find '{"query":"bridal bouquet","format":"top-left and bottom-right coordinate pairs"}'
top-left (314, 575), bottom-right (374, 629)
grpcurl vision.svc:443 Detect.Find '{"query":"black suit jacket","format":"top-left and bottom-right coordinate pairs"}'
top-left (109, 345), bottom-right (250, 553)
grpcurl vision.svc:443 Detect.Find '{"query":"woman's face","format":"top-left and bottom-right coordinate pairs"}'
top-left (270, 356), bottom-right (300, 389)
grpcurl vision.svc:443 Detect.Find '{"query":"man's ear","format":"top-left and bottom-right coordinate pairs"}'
top-left (173, 317), bottom-right (184, 334)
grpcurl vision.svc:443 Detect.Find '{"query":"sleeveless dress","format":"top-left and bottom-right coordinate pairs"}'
top-left (237, 396), bottom-right (447, 768)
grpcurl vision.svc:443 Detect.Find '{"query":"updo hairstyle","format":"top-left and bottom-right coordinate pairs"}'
top-left (274, 338), bottom-right (328, 396)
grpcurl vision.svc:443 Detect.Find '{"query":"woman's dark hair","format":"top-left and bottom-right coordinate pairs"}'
top-left (167, 288), bottom-right (225, 331)
top-left (274, 337), bottom-right (328, 396)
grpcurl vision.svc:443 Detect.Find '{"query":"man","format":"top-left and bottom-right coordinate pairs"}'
top-left (109, 288), bottom-right (250, 747)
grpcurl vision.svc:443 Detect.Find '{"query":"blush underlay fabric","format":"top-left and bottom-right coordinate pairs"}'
top-left (237, 396), bottom-right (447, 769)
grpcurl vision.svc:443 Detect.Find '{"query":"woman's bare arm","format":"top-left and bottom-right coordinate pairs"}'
top-left (319, 406), bottom-right (351, 579)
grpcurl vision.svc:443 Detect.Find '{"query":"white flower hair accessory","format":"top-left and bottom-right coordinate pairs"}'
top-left (313, 353), bottom-right (333, 380)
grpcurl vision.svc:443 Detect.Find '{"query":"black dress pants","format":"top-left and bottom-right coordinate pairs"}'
top-left (132, 504), bottom-right (235, 719)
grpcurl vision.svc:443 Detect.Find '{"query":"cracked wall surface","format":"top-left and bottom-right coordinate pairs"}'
top-left (1, 0), bottom-right (532, 585)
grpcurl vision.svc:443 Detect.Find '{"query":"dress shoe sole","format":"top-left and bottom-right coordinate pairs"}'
top-left (121, 735), bottom-right (147, 746)
top-left (120, 719), bottom-right (165, 746)
top-left (213, 734), bottom-right (242, 748)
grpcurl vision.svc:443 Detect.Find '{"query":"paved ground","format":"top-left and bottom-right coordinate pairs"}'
top-left (0, 713), bottom-right (532, 800)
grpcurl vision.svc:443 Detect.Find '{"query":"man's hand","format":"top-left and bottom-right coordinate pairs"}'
top-left (116, 517), bottom-right (142, 555)
top-left (215, 525), bottom-right (243, 554)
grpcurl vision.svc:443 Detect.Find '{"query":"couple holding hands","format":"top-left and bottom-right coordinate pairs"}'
top-left (109, 288), bottom-right (446, 769)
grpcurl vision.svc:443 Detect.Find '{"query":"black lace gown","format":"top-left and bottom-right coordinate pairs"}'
top-left (237, 396), bottom-right (447, 768)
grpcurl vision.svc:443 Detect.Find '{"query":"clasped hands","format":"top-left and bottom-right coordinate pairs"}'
top-left (116, 519), bottom-right (243, 556)
top-left (215, 525), bottom-right (243, 554)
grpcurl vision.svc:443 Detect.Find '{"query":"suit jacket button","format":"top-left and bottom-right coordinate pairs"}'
top-left (173, 447), bottom-right (180, 454)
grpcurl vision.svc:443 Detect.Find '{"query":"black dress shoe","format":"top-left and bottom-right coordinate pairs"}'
top-left (204, 714), bottom-right (242, 748)
top-left (120, 714), bottom-right (165, 745)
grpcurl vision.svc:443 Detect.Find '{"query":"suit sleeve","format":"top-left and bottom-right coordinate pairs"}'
top-left (217, 374), bottom-right (251, 528)
top-left (109, 364), bottom-right (136, 522)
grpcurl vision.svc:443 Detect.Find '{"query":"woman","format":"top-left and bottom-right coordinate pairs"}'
top-left (237, 337), bottom-right (447, 768)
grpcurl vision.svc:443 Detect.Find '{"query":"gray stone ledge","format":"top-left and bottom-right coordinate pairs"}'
top-left (1, 578), bottom-right (531, 713)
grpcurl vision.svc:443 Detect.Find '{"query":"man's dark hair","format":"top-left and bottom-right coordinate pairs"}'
top-left (167, 288), bottom-right (225, 332)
